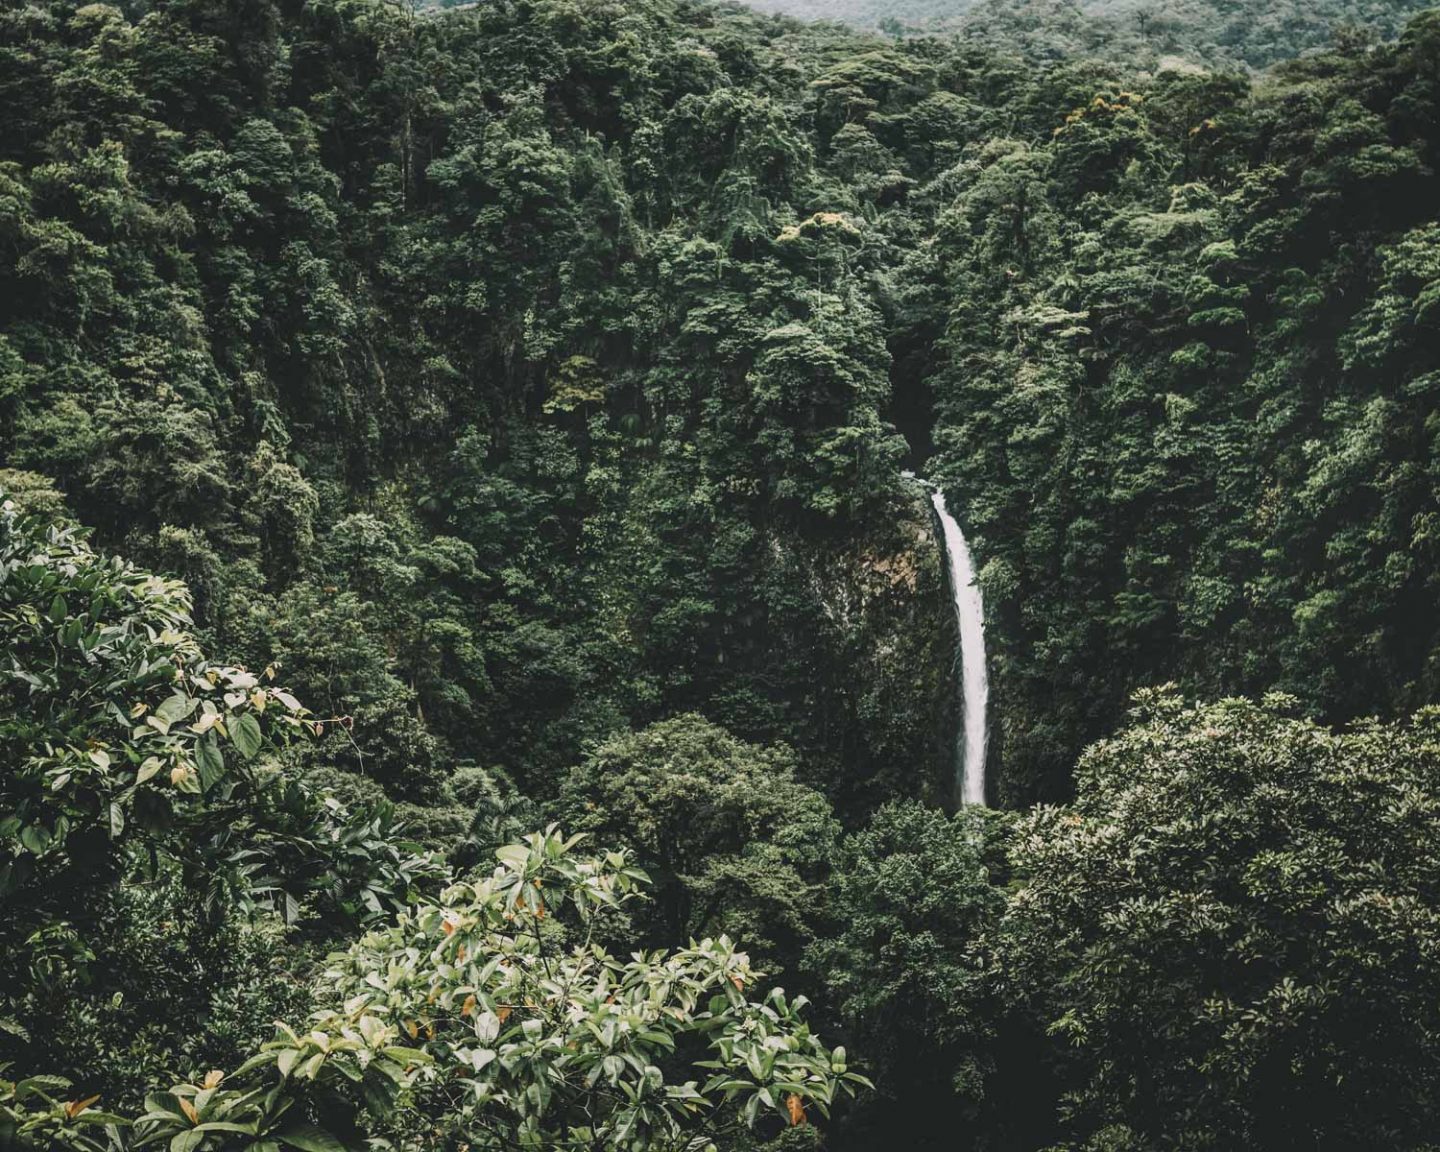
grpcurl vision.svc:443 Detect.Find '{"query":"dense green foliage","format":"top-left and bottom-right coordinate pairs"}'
top-left (956, 0), bottom-right (1432, 68)
top-left (8, 0), bottom-right (1440, 1147)
top-left (0, 513), bottom-right (865, 1151)
top-left (805, 801), bottom-right (1012, 1147)
top-left (4, 828), bottom-right (868, 1152)
top-left (13, 0), bottom-right (1438, 815)
top-left (0, 497), bottom-right (437, 930)
top-left (998, 691), bottom-right (1440, 1149)
top-left (0, 0), bottom-right (954, 829)
top-left (300, 827), bottom-right (869, 1150)
top-left (0, 498), bottom-right (438, 1106)
top-left (743, 0), bottom-right (1435, 70)
top-left (922, 16), bottom-right (1440, 803)
top-left (559, 715), bottom-right (839, 972)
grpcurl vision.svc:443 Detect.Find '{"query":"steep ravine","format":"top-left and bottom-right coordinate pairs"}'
top-left (770, 488), bottom-right (959, 814)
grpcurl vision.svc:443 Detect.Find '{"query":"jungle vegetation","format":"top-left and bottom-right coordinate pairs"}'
top-left (741, 0), bottom-right (1437, 71)
top-left (5, 0), bottom-right (1440, 1147)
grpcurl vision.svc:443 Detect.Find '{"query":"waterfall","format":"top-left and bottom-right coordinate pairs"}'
top-left (927, 486), bottom-right (990, 806)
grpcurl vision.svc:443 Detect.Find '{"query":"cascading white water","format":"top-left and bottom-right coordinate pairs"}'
top-left (928, 488), bottom-right (990, 807)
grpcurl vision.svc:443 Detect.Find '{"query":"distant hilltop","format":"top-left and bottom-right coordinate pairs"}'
top-left (731, 0), bottom-right (1437, 70)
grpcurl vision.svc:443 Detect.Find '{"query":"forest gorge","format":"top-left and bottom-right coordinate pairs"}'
top-left (5, 0), bottom-right (1440, 1147)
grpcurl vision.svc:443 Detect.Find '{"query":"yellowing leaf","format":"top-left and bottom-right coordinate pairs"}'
top-left (785, 1094), bottom-right (806, 1127)
top-left (65, 1095), bottom-right (101, 1120)
top-left (179, 1098), bottom-right (199, 1125)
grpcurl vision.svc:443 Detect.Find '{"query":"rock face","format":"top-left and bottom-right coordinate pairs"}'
top-left (757, 487), bottom-right (959, 816)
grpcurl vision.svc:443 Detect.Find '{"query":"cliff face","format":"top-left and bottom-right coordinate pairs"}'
top-left (754, 488), bottom-right (958, 815)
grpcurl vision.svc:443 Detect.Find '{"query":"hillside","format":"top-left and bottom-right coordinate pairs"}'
top-left (743, 0), bottom-right (1439, 67)
top-left (5, 0), bottom-right (1440, 1149)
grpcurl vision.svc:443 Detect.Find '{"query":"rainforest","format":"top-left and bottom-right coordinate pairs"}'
top-left (4, 0), bottom-right (1440, 1147)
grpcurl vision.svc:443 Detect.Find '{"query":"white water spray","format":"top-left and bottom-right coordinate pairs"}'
top-left (927, 486), bottom-right (990, 806)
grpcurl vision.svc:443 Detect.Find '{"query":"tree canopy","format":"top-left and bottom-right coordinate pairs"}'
top-left (6, 0), bottom-right (1440, 1147)
top-left (998, 691), bottom-right (1440, 1148)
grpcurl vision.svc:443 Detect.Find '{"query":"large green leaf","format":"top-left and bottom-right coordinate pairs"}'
top-left (232, 713), bottom-right (263, 760)
top-left (275, 1123), bottom-right (348, 1152)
